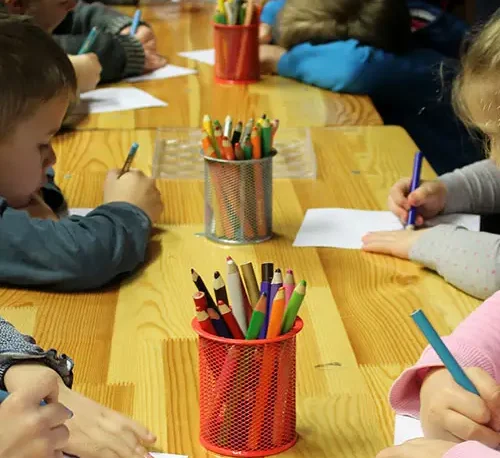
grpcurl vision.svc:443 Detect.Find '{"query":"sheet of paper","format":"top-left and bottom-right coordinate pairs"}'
top-left (69, 208), bottom-right (93, 217)
top-left (77, 88), bottom-right (167, 114)
top-left (293, 208), bottom-right (480, 249)
top-left (394, 414), bottom-right (423, 445)
top-left (125, 64), bottom-right (197, 83)
top-left (178, 49), bottom-right (215, 65)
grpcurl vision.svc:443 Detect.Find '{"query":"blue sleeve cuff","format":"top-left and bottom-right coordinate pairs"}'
top-left (260, 0), bottom-right (286, 26)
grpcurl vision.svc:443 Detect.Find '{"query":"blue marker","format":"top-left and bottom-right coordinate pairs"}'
top-left (0, 389), bottom-right (47, 406)
top-left (130, 9), bottom-right (141, 36)
top-left (118, 142), bottom-right (139, 178)
top-left (78, 27), bottom-right (99, 55)
top-left (406, 151), bottom-right (424, 230)
top-left (411, 309), bottom-right (479, 395)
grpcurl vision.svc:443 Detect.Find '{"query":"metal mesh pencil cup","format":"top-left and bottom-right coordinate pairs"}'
top-left (192, 317), bottom-right (303, 457)
top-left (203, 150), bottom-right (276, 244)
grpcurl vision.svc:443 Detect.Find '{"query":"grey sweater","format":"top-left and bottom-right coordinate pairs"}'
top-left (410, 159), bottom-right (500, 299)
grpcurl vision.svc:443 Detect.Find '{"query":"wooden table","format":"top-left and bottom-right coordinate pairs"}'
top-left (0, 126), bottom-right (480, 457)
top-left (76, 5), bottom-right (382, 130)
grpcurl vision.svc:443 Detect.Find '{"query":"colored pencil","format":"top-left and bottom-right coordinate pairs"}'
top-left (227, 256), bottom-right (253, 322)
top-left (78, 26), bottom-right (98, 55)
top-left (234, 142), bottom-right (244, 160)
top-left (193, 291), bottom-right (208, 312)
top-left (218, 300), bottom-right (245, 339)
top-left (203, 114), bottom-right (214, 139)
top-left (411, 309), bottom-right (479, 395)
top-left (241, 262), bottom-right (260, 307)
top-left (226, 259), bottom-right (248, 334)
top-left (281, 280), bottom-right (306, 334)
top-left (207, 307), bottom-right (232, 338)
top-left (117, 142), bottom-right (139, 178)
top-left (251, 126), bottom-right (262, 159)
top-left (130, 9), bottom-right (141, 35)
top-left (231, 122), bottom-right (242, 145)
top-left (261, 262), bottom-right (274, 283)
top-left (223, 115), bottom-right (233, 138)
top-left (246, 293), bottom-right (267, 340)
top-left (242, 135), bottom-right (252, 160)
top-left (266, 287), bottom-right (286, 338)
top-left (214, 126), bottom-right (223, 158)
top-left (196, 310), bottom-right (217, 335)
top-left (222, 137), bottom-right (235, 160)
top-left (260, 268), bottom-right (282, 338)
top-left (406, 151), bottom-right (424, 230)
top-left (191, 268), bottom-right (219, 313)
top-left (213, 271), bottom-right (229, 306)
top-left (261, 118), bottom-right (272, 157)
top-left (283, 269), bottom-right (295, 304)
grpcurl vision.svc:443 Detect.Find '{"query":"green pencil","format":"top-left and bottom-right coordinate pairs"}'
top-left (246, 293), bottom-right (267, 340)
top-left (261, 118), bottom-right (272, 157)
top-left (214, 9), bottom-right (227, 24)
top-left (281, 280), bottom-right (306, 334)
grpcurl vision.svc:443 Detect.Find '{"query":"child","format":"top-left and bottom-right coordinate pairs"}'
top-left (0, 314), bottom-right (157, 458)
top-left (377, 291), bottom-right (500, 458)
top-left (362, 9), bottom-right (500, 300)
top-left (0, 13), bottom-right (163, 290)
top-left (259, 0), bottom-right (484, 175)
top-left (0, 0), bottom-right (166, 84)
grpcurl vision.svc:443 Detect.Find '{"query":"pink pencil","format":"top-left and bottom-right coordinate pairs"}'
top-left (283, 269), bottom-right (295, 305)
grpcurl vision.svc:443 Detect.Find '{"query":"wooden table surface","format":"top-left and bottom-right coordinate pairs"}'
top-left (0, 125), bottom-right (480, 457)
top-left (75, 5), bottom-right (382, 130)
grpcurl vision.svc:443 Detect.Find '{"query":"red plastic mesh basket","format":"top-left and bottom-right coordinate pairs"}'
top-left (214, 23), bottom-right (260, 84)
top-left (192, 317), bottom-right (303, 457)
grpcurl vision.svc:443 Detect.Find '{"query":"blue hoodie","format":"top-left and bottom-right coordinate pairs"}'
top-left (261, 0), bottom-right (484, 175)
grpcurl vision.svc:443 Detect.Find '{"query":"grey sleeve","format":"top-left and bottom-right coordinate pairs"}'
top-left (410, 224), bottom-right (500, 299)
top-left (439, 159), bottom-right (500, 214)
top-left (0, 317), bottom-right (74, 390)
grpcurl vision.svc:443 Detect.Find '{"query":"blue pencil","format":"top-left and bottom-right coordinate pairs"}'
top-left (0, 389), bottom-right (47, 405)
top-left (78, 26), bottom-right (99, 55)
top-left (118, 142), bottom-right (139, 178)
top-left (130, 9), bottom-right (141, 36)
top-left (411, 309), bottom-right (479, 395)
top-left (406, 151), bottom-right (424, 230)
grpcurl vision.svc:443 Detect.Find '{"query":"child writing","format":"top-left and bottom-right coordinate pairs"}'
top-left (0, 13), bottom-right (163, 290)
top-left (258, 0), bottom-right (484, 175)
top-left (0, 313), bottom-right (156, 458)
top-left (362, 8), bottom-right (500, 300)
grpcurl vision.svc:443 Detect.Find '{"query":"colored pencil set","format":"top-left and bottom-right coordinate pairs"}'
top-left (214, 0), bottom-right (260, 25)
top-left (193, 257), bottom-right (305, 453)
top-left (192, 257), bottom-right (306, 340)
top-left (201, 114), bottom-right (278, 161)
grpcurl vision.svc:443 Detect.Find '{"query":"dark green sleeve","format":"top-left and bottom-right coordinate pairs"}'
top-left (0, 201), bottom-right (151, 291)
top-left (52, 1), bottom-right (145, 81)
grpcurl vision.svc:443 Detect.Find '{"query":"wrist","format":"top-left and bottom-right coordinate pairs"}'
top-left (4, 362), bottom-right (58, 392)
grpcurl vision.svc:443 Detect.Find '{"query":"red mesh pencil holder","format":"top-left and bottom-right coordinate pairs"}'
top-left (192, 317), bottom-right (303, 457)
top-left (214, 23), bottom-right (260, 84)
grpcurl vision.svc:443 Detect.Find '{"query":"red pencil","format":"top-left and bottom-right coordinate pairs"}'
top-left (196, 309), bottom-right (216, 335)
top-left (193, 291), bottom-right (208, 312)
top-left (217, 300), bottom-right (245, 339)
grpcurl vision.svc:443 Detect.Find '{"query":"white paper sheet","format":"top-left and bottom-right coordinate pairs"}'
top-left (394, 414), bottom-right (423, 445)
top-left (125, 64), bottom-right (197, 83)
top-left (69, 208), bottom-right (93, 217)
top-left (178, 49), bottom-right (215, 66)
top-left (76, 88), bottom-right (167, 114)
top-left (293, 208), bottom-right (480, 249)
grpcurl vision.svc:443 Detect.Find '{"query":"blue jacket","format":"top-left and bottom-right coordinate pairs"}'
top-left (261, 0), bottom-right (484, 175)
top-left (0, 169), bottom-right (151, 291)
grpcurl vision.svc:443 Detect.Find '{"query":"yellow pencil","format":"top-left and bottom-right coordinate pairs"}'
top-left (203, 114), bottom-right (214, 140)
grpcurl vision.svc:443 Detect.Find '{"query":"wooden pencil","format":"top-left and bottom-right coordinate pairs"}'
top-left (196, 310), bottom-right (216, 335)
top-left (207, 307), bottom-right (232, 338)
top-left (266, 287), bottom-right (285, 338)
top-left (218, 300), bottom-right (245, 339)
top-left (213, 271), bottom-right (229, 306)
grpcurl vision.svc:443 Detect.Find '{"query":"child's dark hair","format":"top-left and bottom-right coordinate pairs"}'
top-left (278, 0), bottom-right (412, 53)
top-left (0, 14), bottom-right (77, 138)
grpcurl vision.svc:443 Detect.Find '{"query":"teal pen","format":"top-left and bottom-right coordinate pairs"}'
top-left (130, 9), bottom-right (141, 36)
top-left (78, 27), bottom-right (98, 55)
top-left (0, 389), bottom-right (47, 406)
top-left (118, 142), bottom-right (139, 178)
top-left (411, 309), bottom-right (479, 395)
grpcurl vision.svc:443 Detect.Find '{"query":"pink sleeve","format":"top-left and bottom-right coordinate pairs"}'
top-left (390, 291), bottom-right (500, 417)
top-left (444, 441), bottom-right (500, 458)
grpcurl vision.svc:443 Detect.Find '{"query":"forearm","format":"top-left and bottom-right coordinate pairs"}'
top-left (444, 441), bottom-right (500, 457)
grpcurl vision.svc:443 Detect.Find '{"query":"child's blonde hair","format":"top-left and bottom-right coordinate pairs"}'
top-left (277, 0), bottom-right (412, 53)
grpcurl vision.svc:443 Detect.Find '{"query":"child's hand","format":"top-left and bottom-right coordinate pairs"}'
top-left (260, 44), bottom-right (286, 74)
top-left (68, 53), bottom-right (102, 93)
top-left (259, 23), bottom-right (272, 43)
top-left (419, 367), bottom-right (500, 447)
top-left (104, 169), bottom-right (163, 223)
top-left (361, 228), bottom-right (428, 259)
top-left (389, 178), bottom-right (447, 227)
top-left (376, 438), bottom-right (455, 458)
top-left (121, 25), bottom-right (167, 73)
top-left (1, 365), bottom-right (71, 458)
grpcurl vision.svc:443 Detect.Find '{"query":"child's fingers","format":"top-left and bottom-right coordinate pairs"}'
top-left (442, 409), bottom-right (500, 448)
top-left (466, 368), bottom-right (500, 430)
top-left (408, 181), bottom-right (438, 207)
top-left (123, 417), bottom-right (156, 443)
top-left (441, 385), bottom-right (491, 425)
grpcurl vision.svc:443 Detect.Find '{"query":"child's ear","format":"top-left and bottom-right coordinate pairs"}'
top-left (4, 0), bottom-right (27, 14)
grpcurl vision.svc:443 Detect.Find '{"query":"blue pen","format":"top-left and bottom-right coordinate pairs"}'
top-left (78, 26), bottom-right (99, 55)
top-left (118, 142), bottom-right (139, 178)
top-left (0, 389), bottom-right (47, 406)
top-left (411, 309), bottom-right (479, 395)
top-left (406, 151), bottom-right (424, 230)
top-left (130, 9), bottom-right (141, 36)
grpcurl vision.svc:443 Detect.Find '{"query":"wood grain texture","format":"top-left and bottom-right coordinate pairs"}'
top-left (73, 6), bottom-right (382, 130)
top-left (1, 126), bottom-right (482, 457)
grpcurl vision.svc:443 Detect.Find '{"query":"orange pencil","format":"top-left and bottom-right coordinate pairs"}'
top-left (222, 136), bottom-right (235, 160)
top-left (196, 309), bottom-right (217, 335)
top-left (214, 125), bottom-right (224, 156)
top-left (250, 126), bottom-right (262, 159)
top-left (266, 287), bottom-right (285, 338)
top-left (201, 130), bottom-right (213, 155)
top-left (205, 144), bottom-right (217, 159)
top-left (218, 300), bottom-right (245, 339)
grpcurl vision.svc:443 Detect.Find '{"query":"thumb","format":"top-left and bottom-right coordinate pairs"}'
top-left (467, 368), bottom-right (500, 429)
top-left (408, 181), bottom-right (438, 207)
top-left (106, 169), bottom-right (120, 180)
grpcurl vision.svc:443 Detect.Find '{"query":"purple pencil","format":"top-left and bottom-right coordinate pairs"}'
top-left (259, 268), bottom-right (283, 338)
top-left (406, 151), bottom-right (423, 230)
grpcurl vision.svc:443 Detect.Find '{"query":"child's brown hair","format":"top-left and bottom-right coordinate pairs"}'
top-left (277, 0), bottom-right (412, 53)
top-left (0, 13), bottom-right (77, 139)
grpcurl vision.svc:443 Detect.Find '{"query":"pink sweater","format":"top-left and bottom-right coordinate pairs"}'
top-left (390, 291), bottom-right (500, 457)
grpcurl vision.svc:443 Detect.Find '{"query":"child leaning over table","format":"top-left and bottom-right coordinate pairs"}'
top-left (362, 9), bottom-right (500, 300)
top-left (0, 0), bottom-right (166, 89)
top-left (258, 0), bottom-right (484, 175)
top-left (377, 291), bottom-right (500, 458)
top-left (0, 13), bottom-right (163, 291)
top-left (0, 315), bottom-right (157, 458)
